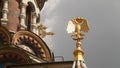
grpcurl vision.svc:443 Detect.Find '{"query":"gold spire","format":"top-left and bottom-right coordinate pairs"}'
top-left (67, 17), bottom-right (89, 68)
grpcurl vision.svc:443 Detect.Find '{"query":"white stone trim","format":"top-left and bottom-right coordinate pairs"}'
top-left (19, 0), bottom-right (40, 30)
top-left (0, 0), bottom-right (8, 25)
top-left (19, 3), bottom-right (27, 30)
top-left (32, 13), bottom-right (37, 33)
top-left (22, 0), bottom-right (40, 16)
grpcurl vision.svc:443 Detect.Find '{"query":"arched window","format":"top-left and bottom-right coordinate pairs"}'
top-left (26, 2), bottom-right (35, 31)
top-left (0, 0), bottom-right (3, 19)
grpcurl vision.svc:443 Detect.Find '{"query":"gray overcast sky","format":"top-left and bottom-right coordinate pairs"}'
top-left (40, 0), bottom-right (120, 68)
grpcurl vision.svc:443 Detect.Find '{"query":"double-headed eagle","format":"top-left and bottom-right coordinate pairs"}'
top-left (67, 17), bottom-right (89, 35)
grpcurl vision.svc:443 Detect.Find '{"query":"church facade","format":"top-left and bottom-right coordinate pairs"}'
top-left (0, 0), bottom-right (54, 67)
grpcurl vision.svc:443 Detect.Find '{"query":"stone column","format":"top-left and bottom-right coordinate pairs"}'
top-left (1, 0), bottom-right (8, 25)
top-left (32, 13), bottom-right (37, 33)
top-left (19, 3), bottom-right (27, 30)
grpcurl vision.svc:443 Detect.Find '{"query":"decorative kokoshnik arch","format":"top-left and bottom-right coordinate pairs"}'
top-left (12, 31), bottom-right (53, 62)
top-left (0, 47), bottom-right (31, 64)
top-left (0, 25), bottom-right (11, 46)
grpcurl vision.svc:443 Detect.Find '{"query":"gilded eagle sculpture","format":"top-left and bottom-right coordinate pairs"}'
top-left (67, 17), bottom-right (89, 38)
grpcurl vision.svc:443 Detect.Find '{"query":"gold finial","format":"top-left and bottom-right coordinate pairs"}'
top-left (37, 24), bottom-right (54, 38)
top-left (67, 17), bottom-right (89, 68)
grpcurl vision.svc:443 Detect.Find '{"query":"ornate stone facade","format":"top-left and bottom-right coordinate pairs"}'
top-left (0, 0), bottom-right (54, 67)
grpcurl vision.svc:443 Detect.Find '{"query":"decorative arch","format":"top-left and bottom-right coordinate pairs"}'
top-left (12, 31), bottom-right (53, 62)
top-left (27, 2), bottom-right (35, 12)
top-left (0, 25), bottom-right (11, 46)
top-left (0, 47), bottom-right (31, 64)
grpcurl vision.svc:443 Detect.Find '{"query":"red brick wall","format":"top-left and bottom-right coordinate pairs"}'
top-left (7, 0), bottom-right (20, 32)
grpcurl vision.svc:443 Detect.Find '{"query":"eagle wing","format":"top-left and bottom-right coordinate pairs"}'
top-left (67, 20), bottom-right (75, 33)
top-left (81, 20), bottom-right (89, 32)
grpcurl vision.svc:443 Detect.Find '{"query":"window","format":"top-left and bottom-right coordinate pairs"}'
top-left (0, 0), bottom-right (3, 19)
top-left (26, 2), bottom-right (35, 31)
top-left (26, 4), bottom-right (32, 31)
